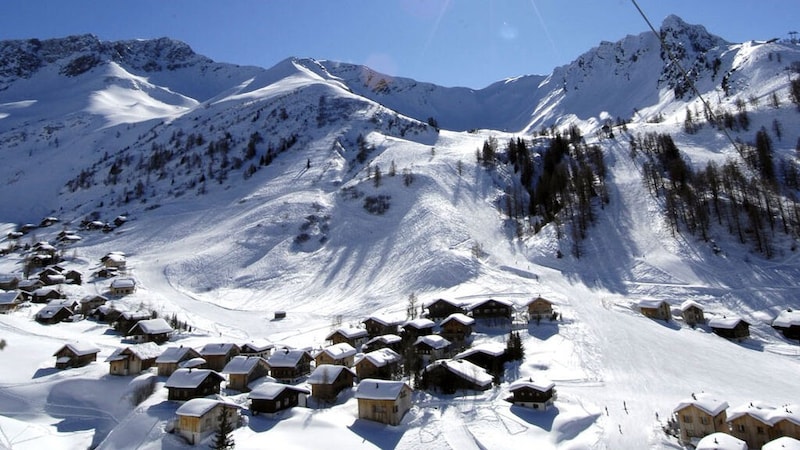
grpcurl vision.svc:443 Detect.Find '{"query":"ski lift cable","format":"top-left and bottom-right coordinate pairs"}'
top-left (629, 0), bottom-right (742, 156)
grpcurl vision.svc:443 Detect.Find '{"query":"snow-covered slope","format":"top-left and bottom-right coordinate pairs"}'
top-left (1, 15), bottom-right (800, 450)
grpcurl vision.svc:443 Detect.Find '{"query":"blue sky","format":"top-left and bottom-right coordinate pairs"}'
top-left (1, 1), bottom-right (798, 88)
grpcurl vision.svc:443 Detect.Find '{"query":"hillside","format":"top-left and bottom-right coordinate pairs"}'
top-left (0, 16), bottom-right (800, 449)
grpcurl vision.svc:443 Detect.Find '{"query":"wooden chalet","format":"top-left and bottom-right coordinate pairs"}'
top-left (773, 309), bottom-right (800, 340)
top-left (454, 343), bottom-right (507, 377)
top-left (174, 398), bottom-right (241, 446)
top-left (708, 316), bottom-right (751, 340)
top-left (239, 339), bottom-right (274, 358)
top-left (35, 304), bottom-right (74, 324)
top-left (354, 348), bottom-right (402, 380)
top-left (354, 379), bottom-right (413, 426)
top-left (467, 298), bottom-right (514, 321)
top-left (424, 298), bottom-right (465, 320)
top-left (525, 296), bottom-right (556, 321)
top-left (673, 393), bottom-right (729, 445)
top-left (63, 269), bottom-right (82, 285)
top-left (222, 356), bottom-right (271, 392)
top-left (680, 300), bottom-right (705, 326)
top-left (314, 342), bottom-right (357, 368)
top-left (439, 313), bottom-right (475, 343)
top-left (307, 364), bottom-right (356, 401)
top-left (198, 343), bottom-right (240, 372)
top-left (17, 278), bottom-right (44, 293)
top-left (38, 268), bottom-right (66, 286)
top-left (362, 314), bottom-right (403, 337)
top-left (0, 291), bottom-right (25, 313)
top-left (31, 287), bottom-right (65, 303)
top-left (156, 346), bottom-right (203, 376)
top-left (771, 404), bottom-right (800, 442)
top-left (48, 297), bottom-right (79, 310)
top-left (164, 368), bottom-right (225, 401)
top-left (266, 348), bottom-right (313, 383)
top-left (109, 277), bottom-right (136, 296)
top-left (105, 342), bottom-right (161, 376)
top-left (92, 305), bottom-right (123, 324)
top-left (362, 334), bottom-right (402, 353)
top-left (53, 342), bottom-right (100, 369)
top-left (127, 318), bottom-right (174, 344)
top-left (507, 378), bottom-right (557, 411)
top-left (79, 294), bottom-right (108, 315)
top-left (638, 298), bottom-right (671, 321)
top-left (326, 326), bottom-right (368, 349)
top-left (114, 310), bottom-right (151, 334)
top-left (249, 382), bottom-right (309, 415)
top-left (101, 252), bottom-right (127, 269)
top-left (400, 318), bottom-right (436, 343)
top-left (728, 402), bottom-right (780, 450)
top-left (413, 335), bottom-right (452, 362)
top-left (93, 267), bottom-right (119, 279)
top-left (0, 273), bottom-right (20, 290)
top-left (422, 359), bottom-right (493, 394)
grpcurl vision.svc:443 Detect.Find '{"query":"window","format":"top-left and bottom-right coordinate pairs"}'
top-left (737, 424), bottom-right (746, 432)
top-left (700, 417), bottom-right (709, 425)
top-left (683, 415), bottom-right (693, 423)
top-left (393, 405), bottom-right (398, 413)
top-left (757, 426), bottom-right (764, 435)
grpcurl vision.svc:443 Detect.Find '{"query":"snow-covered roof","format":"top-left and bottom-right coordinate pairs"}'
top-left (363, 314), bottom-right (403, 327)
top-left (105, 342), bottom-right (162, 362)
top-left (695, 432), bottom-right (747, 450)
top-left (354, 379), bottom-right (410, 400)
top-left (727, 401), bottom-right (777, 424)
top-left (80, 294), bottom-right (108, 304)
top-left (267, 349), bottom-right (309, 368)
top-left (454, 342), bottom-right (506, 359)
top-left (48, 298), bottom-right (77, 308)
top-left (708, 316), bottom-right (748, 329)
top-left (637, 298), bottom-right (668, 309)
top-left (175, 398), bottom-right (221, 417)
top-left (130, 318), bottom-right (173, 335)
top-left (164, 368), bottom-right (222, 388)
top-left (240, 339), bottom-right (274, 352)
top-left (424, 359), bottom-right (493, 388)
top-left (365, 334), bottom-right (402, 346)
top-left (509, 377), bottom-right (556, 393)
top-left (525, 296), bottom-right (556, 306)
top-left (318, 342), bottom-right (356, 360)
top-left (773, 309), bottom-right (800, 328)
top-left (156, 346), bottom-right (196, 363)
top-left (673, 393), bottom-right (728, 416)
top-left (307, 364), bottom-right (356, 384)
top-left (222, 355), bottom-right (267, 374)
top-left (37, 305), bottom-right (70, 319)
top-left (467, 297), bottom-right (515, 310)
top-left (120, 311), bottom-right (151, 321)
top-left (680, 300), bottom-right (704, 311)
top-left (180, 357), bottom-right (207, 369)
top-left (414, 334), bottom-right (451, 350)
top-left (0, 291), bottom-right (21, 305)
top-left (326, 326), bottom-right (368, 340)
top-left (110, 278), bottom-right (136, 289)
top-left (441, 313), bottom-right (475, 326)
top-left (403, 318), bottom-right (435, 330)
top-left (248, 382), bottom-right (309, 400)
top-left (33, 287), bottom-right (59, 296)
top-left (175, 398), bottom-right (240, 417)
top-left (774, 404), bottom-right (800, 426)
top-left (54, 342), bottom-right (100, 357)
top-left (356, 348), bottom-right (402, 367)
top-left (200, 343), bottom-right (239, 356)
top-left (423, 297), bottom-right (465, 308)
top-left (763, 436), bottom-right (800, 450)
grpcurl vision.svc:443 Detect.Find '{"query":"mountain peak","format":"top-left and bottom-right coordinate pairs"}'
top-left (659, 14), bottom-right (727, 52)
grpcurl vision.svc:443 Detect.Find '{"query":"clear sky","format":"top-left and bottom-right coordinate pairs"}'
top-left (1, 1), bottom-right (798, 89)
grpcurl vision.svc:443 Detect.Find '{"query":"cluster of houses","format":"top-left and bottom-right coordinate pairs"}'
top-left (637, 299), bottom-right (800, 343)
top-left (673, 393), bottom-right (800, 449)
top-left (46, 295), bottom-right (561, 445)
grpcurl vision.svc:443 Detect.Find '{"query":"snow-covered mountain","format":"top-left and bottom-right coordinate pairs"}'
top-left (1, 15), bottom-right (800, 450)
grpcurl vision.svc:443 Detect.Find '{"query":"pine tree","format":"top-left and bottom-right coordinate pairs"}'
top-left (209, 407), bottom-right (235, 450)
